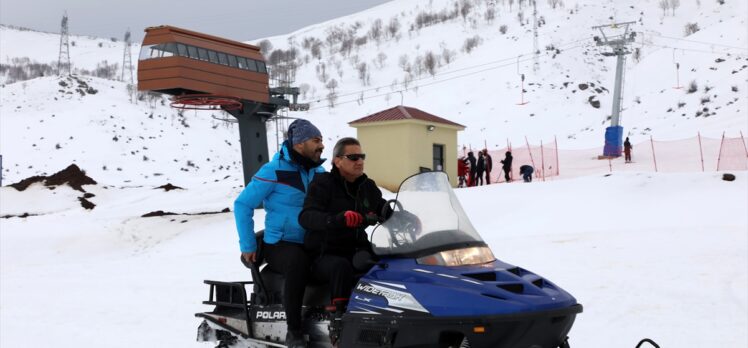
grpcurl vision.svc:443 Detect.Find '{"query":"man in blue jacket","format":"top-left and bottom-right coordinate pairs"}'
top-left (233, 119), bottom-right (325, 348)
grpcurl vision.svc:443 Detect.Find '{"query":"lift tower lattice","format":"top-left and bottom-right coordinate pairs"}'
top-left (57, 12), bottom-right (71, 75)
top-left (121, 29), bottom-right (134, 85)
top-left (592, 21), bottom-right (636, 157)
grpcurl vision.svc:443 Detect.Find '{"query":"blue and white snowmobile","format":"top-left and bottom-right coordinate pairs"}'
top-left (196, 171), bottom-right (582, 348)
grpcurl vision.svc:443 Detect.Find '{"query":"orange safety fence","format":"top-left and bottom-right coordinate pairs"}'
top-left (461, 133), bottom-right (747, 183)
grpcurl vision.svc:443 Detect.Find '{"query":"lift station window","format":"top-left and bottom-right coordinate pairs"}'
top-left (197, 48), bottom-right (209, 61)
top-left (228, 55), bottom-right (238, 68)
top-left (139, 42), bottom-right (266, 74)
top-left (208, 50), bottom-right (218, 63)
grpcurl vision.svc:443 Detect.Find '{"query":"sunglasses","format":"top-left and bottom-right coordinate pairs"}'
top-left (339, 153), bottom-right (366, 161)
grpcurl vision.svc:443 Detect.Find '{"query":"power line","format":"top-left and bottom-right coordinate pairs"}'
top-left (308, 45), bottom-right (584, 111)
top-left (308, 36), bottom-right (591, 105)
top-left (644, 32), bottom-right (748, 52)
top-left (641, 42), bottom-right (748, 56)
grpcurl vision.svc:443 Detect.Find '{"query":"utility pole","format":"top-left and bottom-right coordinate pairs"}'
top-left (532, 0), bottom-right (539, 72)
top-left (57, 12), bottom-right (71, 75)
top-left (592, 21), bottom-right (636, 157)
top-left (121, 29), bottom-right (134, 85)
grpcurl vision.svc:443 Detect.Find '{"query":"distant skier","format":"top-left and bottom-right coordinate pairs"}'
top-left (624, 137), bottom-right (633, 163)
top-left (483, 149), bottom-right (493, 185)
top-left (476, 151), bottom-right (485, 186)
top-left (500, 151), bottom-right (513, 182)
top-left (467, 151), bottom-right (477, 187)
top-left (519, 165), bottom-right (534, 183)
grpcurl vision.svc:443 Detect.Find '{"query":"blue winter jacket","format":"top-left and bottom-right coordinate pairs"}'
top-left (234, 142), bottom-right (326, 253)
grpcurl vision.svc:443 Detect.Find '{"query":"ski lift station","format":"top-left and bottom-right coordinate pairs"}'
top-left (137, 25), bottom-right (301, 184)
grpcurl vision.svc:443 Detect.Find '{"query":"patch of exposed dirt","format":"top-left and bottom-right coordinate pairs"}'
top-left (155, 183), bottom-right (184, 192)
top-left (78, 197), bottom-right (96, 210)
top-left (1, 212), bottom-right (39, 219)
top-left (141, 207), bottom-right (231, 218)
top-left (9, 164), bottom-right (96, 192)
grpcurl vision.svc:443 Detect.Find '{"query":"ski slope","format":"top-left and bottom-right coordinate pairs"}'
top-left (1, 171), bottom-right (746, 347)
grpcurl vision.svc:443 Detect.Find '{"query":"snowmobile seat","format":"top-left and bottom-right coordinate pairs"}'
top-left (243, 231), bottom-right (330, 307)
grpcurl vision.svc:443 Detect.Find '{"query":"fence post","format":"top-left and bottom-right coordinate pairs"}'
top-left (650, 135), bottom-right (658, 172)
top-left (697, 132), bottom-right (705, 172)
top-left (508, 140), bottom-right (514, 182)
top-left (541, 140), bottom-right (546, 182)
top-left (741, 131), bottom-right (748, 160)
top-left (717, 131), bottom-right (725, 171)
top-left (555, 136), bottom-right (560, 176)
top-left (525, 136), bottom-right (537, 169)
top-left (609, 157), bottom-right (613, 173)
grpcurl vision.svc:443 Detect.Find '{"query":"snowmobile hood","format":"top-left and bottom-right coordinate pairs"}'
top-left (350, 257), bottom-right (578, 317)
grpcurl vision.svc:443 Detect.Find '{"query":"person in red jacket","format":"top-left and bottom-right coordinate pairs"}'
top-left (457, 157), bottom-right (469, 187)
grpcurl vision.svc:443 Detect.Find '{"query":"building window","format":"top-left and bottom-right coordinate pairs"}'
top-left (237, 57), bottom-right (247, 69)
top-left (228, 55), bottom-right (238, 67)
top-left (433, 144), bottom-right (444, 171)
top-left (208, 50), bottom-right (218, 63)
top-left (177, 43), bottom-right (188, 57)
top-left (246, 58), bottom-right (258, 72)
top-left (217, 53), bottom-right (229, 65)
top-left (138, 41), bottom-right (268, 74)
top-left (187, 45), bottom-right (198, 59)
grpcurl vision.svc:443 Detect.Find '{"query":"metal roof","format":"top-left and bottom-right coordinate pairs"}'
top-left (349, 105), bottom-right (465, 128)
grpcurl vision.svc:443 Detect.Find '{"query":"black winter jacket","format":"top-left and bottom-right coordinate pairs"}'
top-left (298, 167), bottom-right (387, 259)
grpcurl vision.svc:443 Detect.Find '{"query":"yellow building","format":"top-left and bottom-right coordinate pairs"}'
top-left (349, 106), bottom-right (465, 192)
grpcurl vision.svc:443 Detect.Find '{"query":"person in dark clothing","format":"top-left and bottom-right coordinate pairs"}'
top-left (500, 151), bottom-right (513, 182)
top-left (624, 137), bottom-right (633, 163)
top-left (233, 119), bottom-right (325, 348)
top-left (466, 151), bottom-right (477, 187)
top-left (476, 152), bottom-right (485, 186)
top-left (298, 137), bottom-right (389, 323)
top-left (519, 165), bottom-right (534, 182)
top-left (483, 149), bottom-right (493, 185)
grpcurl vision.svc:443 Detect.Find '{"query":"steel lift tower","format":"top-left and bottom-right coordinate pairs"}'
top-left (57, 12), bottom-right (71, 75)
top-left (593, 21), bottom-right (636, 157)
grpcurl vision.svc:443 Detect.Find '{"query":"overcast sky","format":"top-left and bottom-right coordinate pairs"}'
top-left (0, 0), bottom-right (392, 43)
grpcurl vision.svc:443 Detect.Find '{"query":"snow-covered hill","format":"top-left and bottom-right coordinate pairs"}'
top-left (1, 0), bottom-right (747, 186)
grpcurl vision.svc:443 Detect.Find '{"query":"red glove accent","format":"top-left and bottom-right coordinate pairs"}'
top-left (343, 211), bottom-right (364, 228)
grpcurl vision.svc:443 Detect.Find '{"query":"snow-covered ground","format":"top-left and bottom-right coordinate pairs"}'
top-left (1, 171), bottom-right (746, 347)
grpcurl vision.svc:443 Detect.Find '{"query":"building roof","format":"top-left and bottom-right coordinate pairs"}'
top-left (349, 105), bottom-right (465, 128)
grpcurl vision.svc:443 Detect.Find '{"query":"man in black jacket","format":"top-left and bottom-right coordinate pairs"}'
top-left (298, 137), bottom-right (388, 313)
top-left (466, 151), bottom-right (477, 186)
top-left (500, 151), bottom-right (513, 182)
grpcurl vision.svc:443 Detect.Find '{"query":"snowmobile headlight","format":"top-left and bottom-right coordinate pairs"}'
top-left (416, 246), bottom-right (495, 266)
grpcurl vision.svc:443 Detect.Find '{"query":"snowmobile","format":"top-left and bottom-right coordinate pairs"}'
top-left (196, 171), bottom-right (583, 348)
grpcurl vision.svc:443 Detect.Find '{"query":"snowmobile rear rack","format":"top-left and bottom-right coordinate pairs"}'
top-left (202, 280), bottom-right (252, 309)
top-left (199, 280), bottom-right (254, 338)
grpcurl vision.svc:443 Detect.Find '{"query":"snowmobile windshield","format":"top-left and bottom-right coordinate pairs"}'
top-left (371, 171), bottom-right (485, 257)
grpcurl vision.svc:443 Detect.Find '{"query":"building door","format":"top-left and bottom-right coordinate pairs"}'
top-left (433, 144), bottom-right (444, 171)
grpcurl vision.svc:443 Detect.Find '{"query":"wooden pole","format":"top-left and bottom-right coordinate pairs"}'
top-left (555, 135), bottom-right (560, 176)
top-left (650, 135), bottom-right (658, 172)
top-left (540, 140), bottom-right (546, 182)
top-left (697, 132), bottom-right (705, 172)
top-left (717, 131), bottom-right (725, 171)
